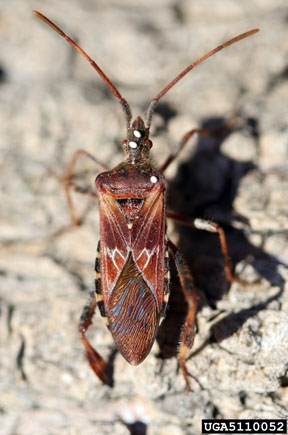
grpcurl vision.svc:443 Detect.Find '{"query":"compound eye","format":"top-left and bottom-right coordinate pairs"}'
top-left (145, 139), bottom-right (153, 149)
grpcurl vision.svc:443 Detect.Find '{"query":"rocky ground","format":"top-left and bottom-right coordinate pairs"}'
top-left (0, 1), bottom-right (288, 434)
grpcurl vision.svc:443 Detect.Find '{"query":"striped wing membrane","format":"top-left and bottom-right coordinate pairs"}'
top-left (107, 253), bottom-right (160, 364)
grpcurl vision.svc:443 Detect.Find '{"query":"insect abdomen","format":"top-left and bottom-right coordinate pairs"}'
top-left (95, 241), bottom-right (107, 318)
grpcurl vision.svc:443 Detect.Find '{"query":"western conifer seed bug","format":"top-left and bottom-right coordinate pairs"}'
top-left (34, 11), bottom-right (259, 391)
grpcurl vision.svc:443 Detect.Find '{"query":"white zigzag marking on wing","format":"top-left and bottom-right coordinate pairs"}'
top-left (105, 247), bottom-right (126, 270)
top-left (136, 246), bottom-right (159, 270)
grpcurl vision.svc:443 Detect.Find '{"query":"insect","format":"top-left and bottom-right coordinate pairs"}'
top-left (34, 11), bottom-right (258, 391)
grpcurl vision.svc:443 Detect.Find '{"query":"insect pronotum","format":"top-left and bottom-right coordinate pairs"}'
top-left (34, 10), bottom-right (259, 391)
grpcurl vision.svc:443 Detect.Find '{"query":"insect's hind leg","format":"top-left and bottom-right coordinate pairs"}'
top-left (62, 149), bottom-right (107, 226)
top-left (79, 290), bottom-right (113, 387)
top-left (193, 218), bottom-right (251, 285)
top-left (167, 213), bottom-right (251, 285)
top-left (168, 239), bottom-right (200, 392)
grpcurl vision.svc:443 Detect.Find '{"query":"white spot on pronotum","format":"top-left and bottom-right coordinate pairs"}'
top-left (133, 130), bottom-right (141, 138)
top-left (129, 141), bottom-right (137, 149)
top-left (150, 175), bottom-right (158, 184)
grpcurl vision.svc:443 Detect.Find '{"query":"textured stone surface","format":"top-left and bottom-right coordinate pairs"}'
top-left (0, 1), bottom-right (287, 434)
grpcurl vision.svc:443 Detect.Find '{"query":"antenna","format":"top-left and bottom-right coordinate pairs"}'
top-left (33, 11), bottom-right (132, 129)
top-left (145, 28), bottom-right (259, 128)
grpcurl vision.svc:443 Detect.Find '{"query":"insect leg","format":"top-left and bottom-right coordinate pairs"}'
top-left (160, 128), bottom-right (214, 172)
top-left (79, 290), bottom-right (113, 387)
top-left (65, 149), bottom-right (108, 179)
top-left (62, 150), bottom-right (107, 225)
top-left (168, 239), bottom-right (199, 392)
top-left (167, 213), bottom-right (250, 285)
top-left (160, 118), bottom-right (238, 173)
top-left (194, 218), bottom-right (253, 285)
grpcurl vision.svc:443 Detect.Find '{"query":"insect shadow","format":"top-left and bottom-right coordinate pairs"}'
top-left (156, 115), bottom-right (285, 361)
top-left (122, 421), bottom-right (147, 435)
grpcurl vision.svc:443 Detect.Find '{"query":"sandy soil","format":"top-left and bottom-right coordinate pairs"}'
top-left (1, 1), bottom-right (288, 434)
